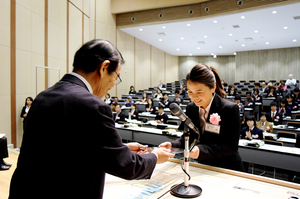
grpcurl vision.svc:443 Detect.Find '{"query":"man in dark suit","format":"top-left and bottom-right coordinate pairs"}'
top-left (159, 93), bottom-right (170, 108)
top-left (268, 101), bottom-right (283, 125)
top-left (155, 106), bottom-right (169, 124)
top-left (9, 39), bottom-right (174, 199)
top-left (114, 104), bottom-right (126, 123)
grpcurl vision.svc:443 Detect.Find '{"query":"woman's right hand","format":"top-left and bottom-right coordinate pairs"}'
top-left (159, 142), bottom-right (172, 150)
top-left (152, 148), bottom-right (175, 164)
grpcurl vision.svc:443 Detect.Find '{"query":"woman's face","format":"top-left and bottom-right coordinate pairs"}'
top-left (187, 80), bottom-right (216, 108)
top-left (247, 120), bottom-right (254, 127)
top-left (26, 98), bottom-right (32, 106)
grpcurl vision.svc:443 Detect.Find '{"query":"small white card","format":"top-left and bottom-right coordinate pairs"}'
top-left (205, 123), bottom-right (220, 134)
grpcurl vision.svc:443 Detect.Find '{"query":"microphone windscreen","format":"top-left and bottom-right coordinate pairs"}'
top-left (169, 103), bottom-right (182, 117)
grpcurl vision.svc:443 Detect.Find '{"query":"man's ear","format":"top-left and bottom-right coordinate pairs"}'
top-left (99, 60), bottom-right (110, 77)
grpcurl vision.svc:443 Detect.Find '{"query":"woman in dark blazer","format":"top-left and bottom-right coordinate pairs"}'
top-left (160, 63), bottom-right (245, 172)
top-left (241, 116), bottom-right (263, 140)
top-left (20, 97), bottom-right (33, 132)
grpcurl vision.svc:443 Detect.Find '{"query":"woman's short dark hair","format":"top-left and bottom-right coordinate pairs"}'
top-left (73, 39), bottom-right (125, 73)
top-left (25, 97), bottom-right (33, 106)
top-left (245, 115), bottom-right (256, 126)
top-left (186, 63), bottom-right (226, 98)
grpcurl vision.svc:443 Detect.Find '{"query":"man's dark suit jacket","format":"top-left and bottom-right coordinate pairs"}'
top-left (267, 111), bottom-right (283, 125)
top-left (114, 111), bottom-right (126, 123)
top-left (171, 94), bottom-right (245, 172)
top-left (9, 74), bottom-right (157, 199)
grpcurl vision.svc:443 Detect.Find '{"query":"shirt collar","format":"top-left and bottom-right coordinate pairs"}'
top-left (201, 94), bottom-right (215, 120)
top-left (69, 72), bottom-right (93, 93)
top-left (250, 126), bottom-right (255, 131)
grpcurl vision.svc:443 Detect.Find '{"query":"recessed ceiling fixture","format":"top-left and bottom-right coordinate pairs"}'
top-left (234, 53), bottom-right (236, 55)
top-left (204, 35), bottom-right (207, 38)
top-left (176, 48), bottom-right (180, 51)
top-left (284, 27), bottom-right (288, 29)
top-left (189, 54), bottom-right (192, 56)
top-left (162, 26), bottom-right (166, 29)
top-left (213, 20), bottom-right (217, 23)
top-left (266, 42), bottom-right (269, 44)
top-left (229, 34), bottom-right (233, 36)
top-left (211, 53), bottom-right (214, 55)
top-left (219, 46), bottom-right (222, 48)
top-left (254, 30), bottom-right (258, 33)
top-left (241, 16), bottom-right (245, 19)
top-left (187, 24), bottom-right (191, 26)
top-left (272, 11), bottom-right (277, 14)
top-left (242, 44), bottom-right (245, 47)
top-left (197, 47), bottom-right (200, 49)
top-left (232, 25), bottom-right (240, 28)
top-left (139, 28), bottom-right (143, 31)
top-left (293, 39), bottom-right (297, 42)
top-left (180, 37), bottom-right (184, 40)
top-left (159, 39), bottom-right (162, 42)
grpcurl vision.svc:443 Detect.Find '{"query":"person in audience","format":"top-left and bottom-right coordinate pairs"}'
top-left (267, 86), bottom-right (277, 98)
top-left (20, 97), bottom-right (33, 133)
top-left (286, 94), bottom-right (298, 111)
top-left (251, 89), bottom-right (262, 103)
top-left (261, 82), bottom-right (269, 95)
top-left (244, 92), bottom-right (254, 110)
top-left (173, 90), bottom-right (183, 104)
top-left (159, 93), bottom-right (170, 108)
top-left (279, 80), bottom-right (287, 92)
top-left (129, 86), bottom-right (136, 94)
top-left (256, 112), bottom-right (273, 133)
top-left (285, 74), bottom-right (296, 86)
top-left (128, 103), bottom-right (139, 120)
top-left (153, 89), bottom-right (163, 100)
top-left (268, 101), bottom-right (283, 125)
top-left (0, 136), bottom-right (11, 170)
top-left (104, 93), bottom-right (113, 105)
top-left (292, 87), bottom-right (300, 103)
top-left (223, 83), bottom-right (230, 94)
top-left (140, 93), bottom-right (149, 103)
top-left (158, 80), bottom-right (166, 89)
top-left (9, 39), bottom-right (174, 199)
top-left (234, 95), bottom-right (244, 123)
top-left (241, 116), bottom-right (263, 140)
top-left (274, 83), bottom-right (283, 97)
top-left (146, 98), bottom-right (157, 114)
top-left (159, 63), bottom-right (245, 172)
top-left (110, 103), bottom-right (116, 112)
top-left (228, 86), bottom-right (236, 96)
top-left (114, 104), bottom-right (126, 123)
top-left (155, 106), bottom-right (168, 123)
top-left (112, 97), bottom-right (119, 106)
top-left (125, 96), bottom-right (133, 107)
top-left (179, 84), bottom-right (186, 96)
top-left (277, 99), bottom-right (291, 117)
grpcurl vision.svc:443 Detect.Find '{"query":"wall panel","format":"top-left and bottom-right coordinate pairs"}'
top-left (151, 46), bottom-right (165, 88)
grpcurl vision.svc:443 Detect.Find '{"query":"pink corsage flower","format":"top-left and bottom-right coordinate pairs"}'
top-left (161, 118), bottom-right (164, 122)
top-left (266, 126), bottom-right (270, 130)
top-left (133, 115), bottom-right (136, 117)
top-left (294, 106), bottom-right (297, 109)
top-left (209, 113), bottom-right (221, 125)
top-left (276, 116), bottom-right (280, 119)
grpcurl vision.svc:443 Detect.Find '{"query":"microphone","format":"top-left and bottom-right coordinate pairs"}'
top-left (169, 103), bottom-right (200, 135)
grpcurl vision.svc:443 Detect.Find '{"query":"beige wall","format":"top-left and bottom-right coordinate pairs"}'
top-left (116, 30), bottom-right (179, 97)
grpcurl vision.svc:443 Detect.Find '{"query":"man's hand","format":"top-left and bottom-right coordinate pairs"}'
top-left (126, 142), bottom-right (148, 153)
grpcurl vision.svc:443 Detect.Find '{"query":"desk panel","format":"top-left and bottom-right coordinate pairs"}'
top-left (117, 128), bottom-right (133, 140)
top-left (133, 130), bottom-right (178, 145)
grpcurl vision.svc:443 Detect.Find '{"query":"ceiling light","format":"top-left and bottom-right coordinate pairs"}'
top-left (254, 30), bottom-right (258, 33)
top-left (162, 26), bottom-right (166, 29)
top-left (176, 48), bottom-right (180, 51)
top-left (213, 55), bottom-right (217, 58)
top-left (293, 39), bottom-right (297, 42)
top-left (187, 24), bottom-right (191, 26)
top-left (204, 35), bottom-right (207, 38)
top-left (229, 34), bottom-right (233, 36)
top-left (242, 44), bottom-right (245, 47)
top-left (272, 11), bottom-right (277, 14)
top-left (139, 28), bottom-right (143, 31)
top-left (211, 53), bottom-right (214, 55)
top-left (219, 46), bottom-right (222, 48)
top-left (241, 16), bottom-right (245, 19)
top-left (234, 53), bottom-right (236, 55)
top-left (197, 47), bottom-right (200, 50)
top-left (213, 20), bottom-right (217, 23)
top-left (266, 42), bottom-right (269, 44)
top-left (189, 54), bottom-right (192, 56)
top-left (159, 39), bottom-right (162, 42)
top-left (180, 37), bottom-right (184, 40)
top-left (284, 27), bottom-right (288, 29)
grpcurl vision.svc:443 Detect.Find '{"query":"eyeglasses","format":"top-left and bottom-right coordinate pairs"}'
top-left (114, 71), bottom-right (122, 85)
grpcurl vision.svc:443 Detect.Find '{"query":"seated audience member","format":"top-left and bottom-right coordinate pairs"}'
top-left (112, 97), bottom-right (118, 106)
top-left (128, 103), bottom-right (139, 120)
top-left (173, 90), bottom-right (183, 104)
top-left (244, 92), bottom-right (254, 110)
top-left (274, 83), bottom-right (283, 96)
top-left (261, 82), bottom-right (269, 95)
top-left (286, 94), bottom-right (298, 111)
top-left (159, 93), bottom-right (170, 108)
top-left (268, 102), bottom-right (283, 125)
top-left (256, 112), bottom-right (273, 133)
top-left (110, 103), bottom-right (116, 112)
top-left (129, 86), bottom-right (136, 95)
top-left (292, 87), bottom-right (300, 103)
top-left (228, 86), bottom-right (236, 96)
top-left (251, 89), bottom-right (262, 103)
top-left (146, 98), bottom-right (157, 114)
top-left (234, 95), bottom-right (244, 122)
top-left (0, 136), bottom-right (11, 170)
top-left (114, 104), bottom-right (126, 123)
top-left (125, 96), bottom-right (133, 107)
top-left (178, 85), bottom-right (186, 96)
top-left (252, 83), bottom-right (262, 95)
top-left (140, 93), bottom-right (149, 103)
top-left (104, 93), bottom-right (113, 105)
top-left (267, 86), bottom-right (277, 98)
top-left (153, 89), bottom-right (163, 100)
top-left (285, 74), bottom-right (296, 87)
top-left (223, 83), bottom-right (230, 94)
top-left (277, 99), bottom-right (291, 117)
top-left (158, 80), bottom-right (166, 89)
top-left (279, 80), bottom-right (287, 92)
top-left (155, 106), bottom-right (168, 124)
top-left (241, 116), bottom-right (263, 140)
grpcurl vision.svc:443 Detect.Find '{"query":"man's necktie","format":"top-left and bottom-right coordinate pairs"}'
top-left (199, 107), bottom-right (206, 133)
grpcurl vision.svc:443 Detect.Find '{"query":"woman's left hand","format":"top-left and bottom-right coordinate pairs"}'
top-left (190, 146), bottom-right (200, 159)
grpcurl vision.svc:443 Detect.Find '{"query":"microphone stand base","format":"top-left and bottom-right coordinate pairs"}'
top-left (170, 184), bottom-right (202, 198)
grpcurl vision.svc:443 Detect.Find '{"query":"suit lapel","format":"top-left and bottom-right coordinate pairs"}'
top-left (206, 94), bottom-right (221, 123)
